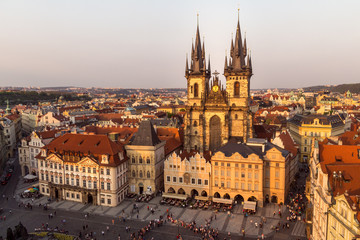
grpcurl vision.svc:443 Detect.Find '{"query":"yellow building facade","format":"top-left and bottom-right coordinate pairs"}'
top-left (328, 194), bottom-right (360, 240)
top-left (288, 114), bottom-right (346, 162)
top-left (211, 139), bottom-right (291, 207)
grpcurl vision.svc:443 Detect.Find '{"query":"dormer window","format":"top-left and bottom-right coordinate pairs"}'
top-left (101, 155), bottom-right (109, 164)
top-left (41, 149), bottom-right (46, 157)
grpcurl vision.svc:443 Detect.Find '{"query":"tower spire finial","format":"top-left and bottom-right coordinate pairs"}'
top-left (197, 12), bottom-right (199, 28)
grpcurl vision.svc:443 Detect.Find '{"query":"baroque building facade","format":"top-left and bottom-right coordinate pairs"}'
top-left (183, 16), bottom-right (253, 153)
top-left (36, 134), bottom-right (128, 207)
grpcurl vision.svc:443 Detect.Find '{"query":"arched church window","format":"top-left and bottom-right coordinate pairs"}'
top-left (194, 83), bottom-right (199, 97)
top-left (132, 170), bottom-right (136, 177)
top-left (147, 171), bottom-right (150, 178)
top-left (191, 86), bottom-right (193, 93)
top-left (235, 114), bottom-right (238, 120)
top-left (194, 121), bottom-right (198, 127)
top-left (139, 156), bottom-right (143, 164)
top-left (195, 131), bottom-right (198, 135)
top-left (139, 170), bottom-right (143, 178)
top-left (131, 156), bottom-right (135, 163)
top-left (146, 157), bottom-right (150, 164)
top-left (234, 82), bottom-right (240, 96)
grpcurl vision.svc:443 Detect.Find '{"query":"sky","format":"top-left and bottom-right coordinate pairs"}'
top-left (0, 0), bottom-right (359, 89)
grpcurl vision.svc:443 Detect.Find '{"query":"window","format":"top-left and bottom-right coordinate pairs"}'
top-left (139, 171), bottom-right (143, 178)
top-left (50, 175), bottom-right (54, 182)
top-left (101, 168), bottom-right (104, 175)
top-left (132, 170), bottom-right (136, 177)
top-left (234, 81), bottom-right (240, 96)
top-left (275, 171), bottom-right (280, 178)
top-left (101, 182), bottom-right (104, 189)
top-left (235, 171), bottom-right (239, 177)
top-left (235, 163), bottom-right (239, 168)
top-left (107, 199), bottom-right (111, 205)
top-left (147, 171), bottom-right (150, 178)
top-left (227, 171), bottom-right (230, 177)
top-left (59, 164), bottom-right (62, 170)
top-left (215, 162), bottom-right (218, 166)
top-left (76, 194), bottom-right (80, 199)
top-left (215, 170), bottom-right (218, 176)
top-left (198, 179), bottom-right (202, 185)
top-left (248, 164), bottom-right (252, 169)
top-left (255, 172), bottom-right (259, 179)
top-left (50, 163), bottom-right (53, 168)
top-left (275, 181), bottom-right (279, 189)
top-left (304, 147), bottom-right (307, 152)
top-left (248, 172), bottom-right (252, 178)
top-left (70, 165), bottom-right (73, 171)
top-left (255, 165), bottom-right (258, 169)
top-left (94, 181), bottom-right (97, 188)
top-left (241, 172), bottom-right (245, 178)
top-left (107, 182), bottom-right (110, 190)
top-left (146, 157), bottom-right (150, 164)
top-left (235, 182), bottom-right (239, 189)
top-left (254, 184), bottom-right (259, 191)
top-left (227, 163), bottom-right (230, 167)
top-left (304, 139), bottom-right (307, 145)
top-left (106, 169), bottom-right (110, 175)
top-left (204, 180), bottom-right (208, 185)
top-left (221, 182), bottom-right (224, 187)
top-left (235, 114), bottom-right (238, 120)
top-left (173, 177), bottom-right (177, 182)
top-left (76, 179), bottom-right (79, 186)
top-left (131, 156), bottom-right (135, 163)
top-left (93, 168), bottom-right (96, 174)
top-left (101, 198), bottom-right (105, 204)
top-left (167, 176), bottom-right (170, 182)
top-left (66, 192), bottom-right (69, 198)
top-left (221, 170), bottom-right (224, 176)
top-left (215, 180), bottom-right (218, 187)
top-left (248, 183), bottom-right (252, 190)
top-left (241, 183), bottom-right (245, 189)
top-left (241, 164), bottom-right (245, 168)
top-left (82, 167), bottom-right (85, 172)
top-left (221, 163), bottom-right (224, 166)
top-left (46, 174), bottom-right (49, 181)
top-left (139, 156), bottom-right (143, 164)
top-left (179, 177), bottom-right (183, 183)
top-left (88, 181), bottom-right (92, 189)
top-left (194, 83), bottom-right (199, 97)
top-left (276, 163), bottom-right (280, 167)
top-left (265, 169), bottom-right (270, 177)
top-left (265, 180), bottom-right (270, 188)
top-left (71, 193), bottom-right (74, 198)
top-left (83, 180), bottom-right (86, 188)
top-left (66, 177), bottom-right (69, 185)
top-left (191, 178), bottom-right (195, 184)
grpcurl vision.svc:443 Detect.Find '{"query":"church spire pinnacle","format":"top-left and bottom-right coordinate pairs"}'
top-left (191, 13), bottom-right (205, 74)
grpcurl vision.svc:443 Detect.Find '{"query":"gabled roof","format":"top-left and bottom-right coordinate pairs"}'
top-left (131, 120), bottom-right (161, 146)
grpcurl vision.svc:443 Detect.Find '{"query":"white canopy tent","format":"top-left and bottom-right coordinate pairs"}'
top-left (23, 174), bottom-right (37, 180)
top-left (162, 193), bottom-right (189, 200)
top-left (243, 201), bottom-right (257, 211)
top-left (212, 198), bottom-right (233, 204)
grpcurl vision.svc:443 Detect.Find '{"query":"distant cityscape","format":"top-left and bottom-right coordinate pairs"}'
top-left (1, 7), bottom-right (360, 240)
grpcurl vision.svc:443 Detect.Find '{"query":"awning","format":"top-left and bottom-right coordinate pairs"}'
top-left (162, 193), bottom-right (189, 200)
top-left (212, 197), bottom-right (233, 204)
top-left (195, 196), bottom-right (209, 201)
top-left (24, 174), bottom-right (37, 180)
top-left (243, 201), bottom-right (257, 211)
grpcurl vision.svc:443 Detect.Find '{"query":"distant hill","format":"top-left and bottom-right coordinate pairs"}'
top-left (303, 83), bottom-right (360, 94)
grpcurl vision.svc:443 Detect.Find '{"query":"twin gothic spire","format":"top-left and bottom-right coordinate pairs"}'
top-left (185, 11), bottom-right (252, 78)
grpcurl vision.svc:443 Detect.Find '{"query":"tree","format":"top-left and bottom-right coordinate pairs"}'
top-left (6, 228), bottom-right (14, 240)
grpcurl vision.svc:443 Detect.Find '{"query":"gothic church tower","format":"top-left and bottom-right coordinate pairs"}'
top-left (184, 13), bottom-right (253, 153)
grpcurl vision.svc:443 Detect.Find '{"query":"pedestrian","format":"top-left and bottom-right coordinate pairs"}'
top-left (106, 226), bottom-right (109, 231)
top-left (112, 219), bottom-right (115, 225)
top-left (147, 206), bottom-right (149, 211)
top-left (118, 234), bottom-right (121, 240)
top-left (54, 211), bottom-right (56, 216)
top-left (261, 233), bottom-right (264, 239)
top-left (137, 214), bottom-right (139, 219)
top-left (101, 231), bottom-right (104, 236)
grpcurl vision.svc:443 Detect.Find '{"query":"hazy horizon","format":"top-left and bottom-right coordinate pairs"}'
top-left (1, 0), bottom-right (359, 89)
